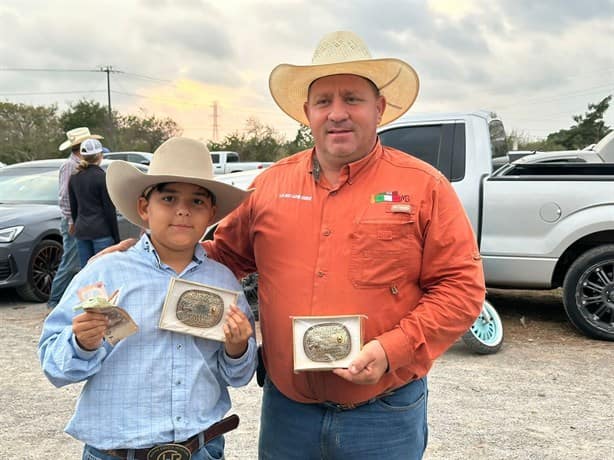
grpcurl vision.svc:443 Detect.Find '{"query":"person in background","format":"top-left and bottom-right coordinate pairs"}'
top-left (68, 138), bottom-right (119, 267)
top-left (47, 127), bottom-right (103, 310)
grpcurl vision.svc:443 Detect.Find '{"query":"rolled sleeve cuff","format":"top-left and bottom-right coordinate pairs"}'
top-left (71, 334), bottom-right (105, 361)
top-left (376, 328), bottom-right (415, 373)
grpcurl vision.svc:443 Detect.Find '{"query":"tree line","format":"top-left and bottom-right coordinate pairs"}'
top-left (0, 95), bottom-right (610, 166)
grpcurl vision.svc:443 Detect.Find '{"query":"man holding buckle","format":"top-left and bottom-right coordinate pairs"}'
top-left (204, 31), bottom-right (485, 459)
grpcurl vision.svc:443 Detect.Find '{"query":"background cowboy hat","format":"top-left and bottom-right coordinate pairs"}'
top-left (58, 127), bottom-right (104, 151)
top-left (106, 137), bottom-right (251, 228)
top-left (269, 30), bottom-right (419, 126)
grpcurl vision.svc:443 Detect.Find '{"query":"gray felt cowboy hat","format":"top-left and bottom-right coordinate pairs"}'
top-left (58, 127), bottom-right (104, 151)
top-left (269, 30), bottom-right (420, 126)
top-left (106, 137), bottom-right (251, 228)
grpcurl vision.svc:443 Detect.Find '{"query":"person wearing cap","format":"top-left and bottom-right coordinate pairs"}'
top-left (39, 137), bottom-right (256, 459)
top-left (203, 31), bottom-right (485, 459)
top-left (68, 138), bottom-right (120, 267)
top-left (47, 127), bottom-right (104, 310)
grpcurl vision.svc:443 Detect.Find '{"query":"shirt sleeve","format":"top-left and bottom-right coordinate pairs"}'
top-left (100, 172), bottom-right (120, 243)
top-left (38, 271), bottom-right (109, 388)
top-left (216, 292), bottom-right (257, 387)
top-left (68, 176), bottom-right (78, 225)
top-left (376, 175), bottom-right (485, 375)
top-left (201, 194), bottom-right (258, 279)
top-left (58, 160), bottom-right (74, 223)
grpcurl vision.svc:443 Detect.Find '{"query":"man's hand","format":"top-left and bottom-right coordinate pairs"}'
top-left (89, 238), bottom-right (138, 263)
top-left (68, 223), bottom-right (75, 235)
top-left (223, 305), bottom-right (253, 358)
top-left (332, 339), bottom-right (389, 385)
top-left (73, 311), bottom-right (109, 351)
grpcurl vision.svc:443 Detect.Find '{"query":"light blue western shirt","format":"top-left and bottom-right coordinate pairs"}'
top-left (38, 234), bottom-right (257, 449)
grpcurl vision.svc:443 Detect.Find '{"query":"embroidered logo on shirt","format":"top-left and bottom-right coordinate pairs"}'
top-left (279, 193), bottom-right (313, 201)
top-left (371, 191), bottom-right (410, 203)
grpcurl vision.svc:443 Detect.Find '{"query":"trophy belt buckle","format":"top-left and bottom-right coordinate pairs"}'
top-left (146, 443), bottom-right (191, 460)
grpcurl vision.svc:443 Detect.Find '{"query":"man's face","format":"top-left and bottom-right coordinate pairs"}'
top-left (137, 182), bottom-right (216, 256)
top-left (304, 74), bottom-right (385, 167)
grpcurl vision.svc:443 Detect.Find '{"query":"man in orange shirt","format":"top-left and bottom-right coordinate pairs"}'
top-left (204, 31), bottom-right (485, 459)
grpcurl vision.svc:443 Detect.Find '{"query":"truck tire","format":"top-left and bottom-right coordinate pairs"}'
top-left (461, 300), bottom-right (504, 354)
top-left (563, 245), bottom-right (614, 341)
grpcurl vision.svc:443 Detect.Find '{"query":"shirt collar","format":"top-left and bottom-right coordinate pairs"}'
top-left (137, 233), bottom-right (207, 269)
top-left (309, 138), bottom-right (383, 186)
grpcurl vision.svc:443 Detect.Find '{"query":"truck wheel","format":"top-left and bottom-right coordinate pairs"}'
top-left (15, 239), bottom-right (63, 302)
top-left (563, 245), bottom-right (614, 341)
top-left (461, 300), bottom-right (504, 354)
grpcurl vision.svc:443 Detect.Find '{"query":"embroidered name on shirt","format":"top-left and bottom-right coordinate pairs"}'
top-left (371, 191), bottom-right (410, 203)
top-left (279, 193), bottom-right (313, 201)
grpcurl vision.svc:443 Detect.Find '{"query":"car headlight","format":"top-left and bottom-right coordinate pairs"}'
top-left (0, 226), bottom-right (24, 243)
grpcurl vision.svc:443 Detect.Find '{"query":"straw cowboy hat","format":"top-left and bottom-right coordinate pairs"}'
top-left (58, 127), bottom-right (104, 151)
top-left (269, 30), bottom-right (420, 126)
top-left (106, 137), bottom-right (251, 228)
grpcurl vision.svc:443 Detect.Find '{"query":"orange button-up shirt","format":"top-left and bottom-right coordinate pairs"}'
top-left (203, 141), bottom-right (485, 405)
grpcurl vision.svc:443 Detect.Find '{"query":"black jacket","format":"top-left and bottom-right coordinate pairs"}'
top-left (68, 165), bottom-right (119, 243)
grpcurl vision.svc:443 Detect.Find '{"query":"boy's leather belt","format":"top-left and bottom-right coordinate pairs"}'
top-left (103, 414), bottom-right (239, 459)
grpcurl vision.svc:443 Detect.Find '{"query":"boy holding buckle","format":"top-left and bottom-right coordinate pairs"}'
top-left (39, 137), bottom-right (257, 460)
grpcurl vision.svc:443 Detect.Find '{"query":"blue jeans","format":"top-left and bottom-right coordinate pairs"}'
top-left (76, 236), bottom-right (116, 268)
top-left (47, 217), bottom-right (80, 308)
top-left (259, 376), bottom-right (428, 459)
top-left (82, 435), bottom-right (225, 460)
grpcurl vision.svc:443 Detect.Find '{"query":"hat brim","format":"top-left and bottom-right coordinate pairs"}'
top-left (59, 134), bottom-right (104, 151)
top-left (106, 161), bottom-right (251, 229)
top-left (269, 58), bottom-right (419, 126)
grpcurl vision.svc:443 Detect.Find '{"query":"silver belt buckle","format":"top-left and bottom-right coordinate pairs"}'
top-left (146, 443), bottom-right (191, 460)
top-left (176, 289), bottom-right (224, 328)
top-left (303, 322), bottom-right (352, 362)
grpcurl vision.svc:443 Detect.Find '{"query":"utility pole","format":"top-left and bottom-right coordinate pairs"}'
top-left (211, 101), bottom-right (220, 141)
top-left (100, 65), bottom-right (115, 121)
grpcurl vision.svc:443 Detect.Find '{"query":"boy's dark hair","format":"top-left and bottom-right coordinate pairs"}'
top-left (142, 182), bottom-right (216, 205)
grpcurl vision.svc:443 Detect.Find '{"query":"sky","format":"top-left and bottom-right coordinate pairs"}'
top-left (1, 0), bottom-right (613, 145)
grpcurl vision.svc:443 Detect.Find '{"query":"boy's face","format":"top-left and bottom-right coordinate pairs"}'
top-left (137, 182), bottom-right (216, 254)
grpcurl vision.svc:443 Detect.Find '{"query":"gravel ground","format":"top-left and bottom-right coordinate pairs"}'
top-left (1, 287), bottom-right (613, 459)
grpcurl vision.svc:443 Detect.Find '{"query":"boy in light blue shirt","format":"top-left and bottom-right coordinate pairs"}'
top-left (39, 137), bottom-right (257, 460)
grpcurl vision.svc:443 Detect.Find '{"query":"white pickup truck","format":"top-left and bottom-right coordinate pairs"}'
top-left (378, 110), bottom-right (614, 341)
top-left (211, 151), bottom-right (273, 175)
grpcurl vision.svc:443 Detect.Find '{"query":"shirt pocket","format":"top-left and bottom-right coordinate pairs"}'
top-left (349, 218), bottom-right (422, 289)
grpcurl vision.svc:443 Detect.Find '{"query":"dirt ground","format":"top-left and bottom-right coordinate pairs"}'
top-left (1, 287), bottom-right (613, 459)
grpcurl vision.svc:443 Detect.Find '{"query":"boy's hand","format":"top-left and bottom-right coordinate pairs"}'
top-left (73, 311), bottom-right (109, 351)
top-left (223, 305), bottom-right (253, 358)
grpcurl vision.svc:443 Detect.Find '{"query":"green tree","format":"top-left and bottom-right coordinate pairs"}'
top-left (60, 99), bottom-right (113, 143)
top-left (0, 102), bottom-right (63, 164)
top-left (208, 118), bottom-right (287, 162)
top-left (545, 95), bottom-right (612, 149)
top-left (114, 109), bottom-right (182, 152)
top-left (285, 124), bottom-right (314, 154)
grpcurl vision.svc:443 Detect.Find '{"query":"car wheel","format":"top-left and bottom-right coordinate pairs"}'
top-left (15, 239), bottom-right (63, 302)
top-left (563, 245), bottom-right (614, 341)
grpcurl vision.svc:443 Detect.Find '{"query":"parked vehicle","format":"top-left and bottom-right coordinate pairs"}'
top-left (102, 151), bottom-right (153, 165)
top-left (493, 130), bottom-right (614, 168)
top-left (0, 159), bottom-right (145, 302)
top-left (211, 151), bottom-right (273, 175)
top-left (378, 110), bottom-right (614, 341)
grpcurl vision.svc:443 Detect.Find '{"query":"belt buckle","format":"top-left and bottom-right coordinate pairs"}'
top-left (146, 443), bottom-right (191, 460)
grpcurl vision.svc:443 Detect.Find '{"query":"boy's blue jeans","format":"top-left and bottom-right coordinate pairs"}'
top-left (259, 376), bottom-right (428, 459)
